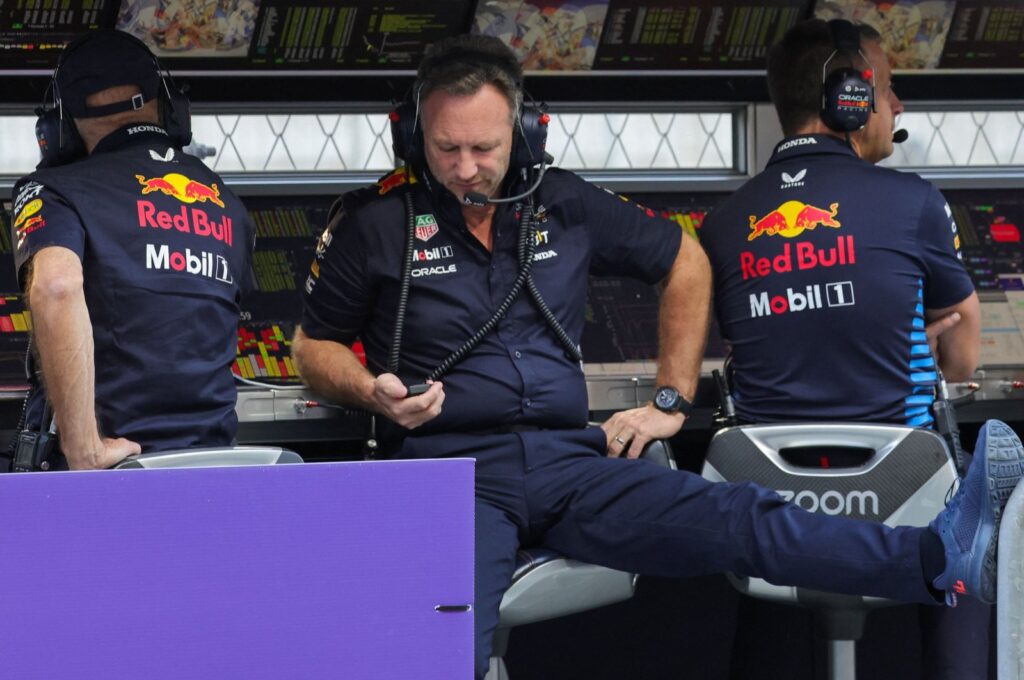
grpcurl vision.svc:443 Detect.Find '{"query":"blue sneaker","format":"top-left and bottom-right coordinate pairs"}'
top-left (931, 419), bottom-right (1024, 605)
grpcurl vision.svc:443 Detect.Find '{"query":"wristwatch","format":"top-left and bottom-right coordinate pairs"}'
top-left (653, 385), bottom-right (693, 416)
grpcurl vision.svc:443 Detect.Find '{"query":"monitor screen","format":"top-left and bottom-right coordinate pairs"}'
top-left (592, 0), bottom-right (808, 70)
top-left (247, 0), bottom-right (473, 69)
top-left (1, 0), bottom-right (474, 71)
top-left (939, 1), bottom-right (1024, 69)
top-left (0, 1), bottom-right (118, 69)
top-left (581, 192), bottom-right (728, 362)
top-left (234, 194), bottom-right (334, 382)
top-left (814, 0), bottom-right (956, 70)
top-left (944, 189), bottom-right (1024, 292)
top-left (115, 0), bottom-right (260, 59)
top-left (473, 0), bottom-right (611, 71)
top-left (0, 204), bottom-right (31, 385)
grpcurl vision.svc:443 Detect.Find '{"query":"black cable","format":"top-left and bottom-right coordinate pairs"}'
top-left (6, 337), bottom-right (33, 456)
top-left (524, 275), bottom-right (581, 362)
top-left (387, 190), bottom-right (417, 374)
top-left (387, 168), bottom-right (581, 387)
top-left (426, 203), bottom-right (538, 382)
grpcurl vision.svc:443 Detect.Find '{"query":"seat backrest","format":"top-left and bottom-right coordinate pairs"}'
top-left (702, 423), bottom-right (956, 527)
top-left (640, 438), bottom-right (677, 470)
top-left (115, 446), bottom-right (303, 469)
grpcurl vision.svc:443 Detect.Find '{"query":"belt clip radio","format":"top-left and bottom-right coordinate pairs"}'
top-left (12, 428), bottom-right (57, 472)
top-left (12, 402), bottom-right (58, 472)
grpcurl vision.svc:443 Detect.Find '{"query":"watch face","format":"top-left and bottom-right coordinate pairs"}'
top-left (655, 387), bottom-right (679, 410)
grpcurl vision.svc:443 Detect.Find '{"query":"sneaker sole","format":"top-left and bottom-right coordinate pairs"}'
top-left (977, 420), bottom-right (1024, 603)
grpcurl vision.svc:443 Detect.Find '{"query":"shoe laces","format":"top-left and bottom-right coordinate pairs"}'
top-left (944, 477), bottom-right (961, 508)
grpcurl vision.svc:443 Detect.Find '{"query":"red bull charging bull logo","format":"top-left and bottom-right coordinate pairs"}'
top-left (136, 173), bottom-right (225, 209)
top-left (748, 201), bottom-right (841, 241)
top-left (377, 167), bottom-right (417, 196)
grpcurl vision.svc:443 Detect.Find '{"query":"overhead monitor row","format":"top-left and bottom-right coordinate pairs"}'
top-left (1, 0), bottom-right (1021, 73)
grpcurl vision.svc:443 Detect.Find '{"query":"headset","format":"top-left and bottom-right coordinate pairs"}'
top-left (35, 30), bottom-right (192, 167)
top-left (820, 19), bottom-right (876, 133)
top-left (374, 44), bottom-right (577, 431)
top-left (388, 51), bottom-right (549, 170)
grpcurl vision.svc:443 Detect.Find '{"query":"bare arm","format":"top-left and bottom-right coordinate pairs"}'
top-left (601, 232), bottom-right (712, 457)
top-left (291, 326), bottom-right (444, 429)
top-left (654, 231), bottom-right (712, 402)
top-left (27, 247), bottom-right (139, 469)
top-left (926, 291), bottom-right (981, 382)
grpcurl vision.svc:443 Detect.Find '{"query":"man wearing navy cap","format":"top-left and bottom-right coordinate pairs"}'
top-left (701, 19), bottom-right (987, 678)
top-left (295, 34), bottom-right (1021, 679)
top-left (9, 31), bottom-right (254, 470)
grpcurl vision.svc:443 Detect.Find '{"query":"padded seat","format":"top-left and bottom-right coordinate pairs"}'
top-left (702, 423), bottom-right (957, 680)
top-left (485, 439), bottom-right (675, 680)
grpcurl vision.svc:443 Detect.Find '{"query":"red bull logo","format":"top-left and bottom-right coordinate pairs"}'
top-left (377, 167), bottom-right (417, 196)
top-left (15, 215), bottom-right (46, 248)
top-left (137, 201), bottom-right (233, 246)
top-left (741, 235), bottom-right (856, 280)
top-left (748, 201), bottom-right (841, 241)
top-left (136, 173), bottom-right (225, 209)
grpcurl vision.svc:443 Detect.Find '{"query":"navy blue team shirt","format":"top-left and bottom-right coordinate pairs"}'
top-left (701, 134), bottom-right (974, 426)
top-left (12, 125), bottom-right (254, 452)
top-left (302, 166), bottom-right (682, 438)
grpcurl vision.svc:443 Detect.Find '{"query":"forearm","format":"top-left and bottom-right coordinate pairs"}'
top-left (656, 234), bottom-right (712, 400)
top-left (291, 326), bottom-right (377, 409)
top-left (928, 292), bottom-right (981, 383)
top-left (28, 257), bottom-right (102, 464)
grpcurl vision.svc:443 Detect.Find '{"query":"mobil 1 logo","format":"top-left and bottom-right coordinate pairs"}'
top-left (750, 280), bottom-right (855, 318)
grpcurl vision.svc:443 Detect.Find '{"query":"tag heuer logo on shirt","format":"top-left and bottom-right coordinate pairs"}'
top-left (415, 214), bottom-right (439, 242)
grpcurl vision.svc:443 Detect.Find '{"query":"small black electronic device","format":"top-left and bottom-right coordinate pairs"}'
top-left (12, 428), bottom-right (57, 473)
top-left (820, 19), bottom-right (875, 133)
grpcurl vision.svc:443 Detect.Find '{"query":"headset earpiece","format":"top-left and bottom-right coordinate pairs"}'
top-left (820, 19), bottom-right (875, 133)
top-left (35, 77), bottom-right (86, 168)
top-left (511, 106), bottom-right (549, 169)
top-left (389, 99), bottom-right (420, 164)
top-left (389, 95), bottom-right (549, 170)
top-left (160, 77), bottom-right (192, 148)
top-left (390, 44), bottom-right (549, 170)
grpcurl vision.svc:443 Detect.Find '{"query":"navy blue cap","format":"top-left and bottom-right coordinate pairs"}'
top-left (55, 30), bottom-right (161, 119)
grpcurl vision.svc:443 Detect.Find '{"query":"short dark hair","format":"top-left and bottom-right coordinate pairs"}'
top-left (415, 35), bottom-right (523, 121)
top-left (767, 19), bottom-right (881, 136)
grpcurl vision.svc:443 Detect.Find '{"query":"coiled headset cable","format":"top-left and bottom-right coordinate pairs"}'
top-left (389, 166), bottom-right (583, 395)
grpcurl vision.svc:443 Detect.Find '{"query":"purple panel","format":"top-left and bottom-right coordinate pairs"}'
top-left (0, 459), bottom-right (474, 679)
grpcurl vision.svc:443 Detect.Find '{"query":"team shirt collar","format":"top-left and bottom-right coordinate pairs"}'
top-left (92, 123), bottom-right (171, 156)
top-left (767, 133), bottom-right (858, 167)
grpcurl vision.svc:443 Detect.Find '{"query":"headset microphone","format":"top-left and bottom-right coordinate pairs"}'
top-left (892, 129), bottom-right (909, 144)
top-left (462, 152), bottom-right (553, 207)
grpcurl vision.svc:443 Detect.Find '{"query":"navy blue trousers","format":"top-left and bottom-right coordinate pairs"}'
top-left (398, 427), bottom-right (938, 680)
